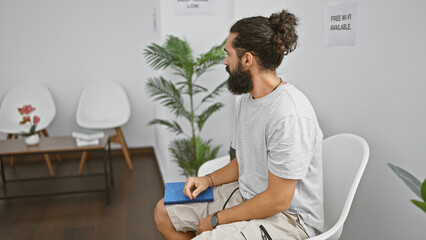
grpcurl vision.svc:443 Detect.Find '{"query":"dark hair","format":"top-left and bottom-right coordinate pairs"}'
top-left (230, 10), bottom-right (299, 70)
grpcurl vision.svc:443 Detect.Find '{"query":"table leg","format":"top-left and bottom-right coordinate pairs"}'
top-left (108, 139), bottom-right (114, 186)
top-left (102, 150), bottom-right (110, 204)
top-left (1, 156), bottom-right (7, 195)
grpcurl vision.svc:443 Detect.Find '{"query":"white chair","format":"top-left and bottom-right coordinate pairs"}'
top-left (0, 83), bottom-right (59, 175)
top-left (0, 83), bottom-right (56, 135)
top-left (308, 133), bottom-right (369, 240)
top-left (196, 134), bottom-right (369, 240)
top-left (197, 155), bottom-right (230, 177)
top-left (76, 80), bottom-right (133, 172)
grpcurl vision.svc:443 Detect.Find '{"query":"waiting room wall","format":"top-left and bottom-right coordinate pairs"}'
top-left (0, 0), bottom-right (160, 148)
top-left (235, 0), bottom-right (426, 239)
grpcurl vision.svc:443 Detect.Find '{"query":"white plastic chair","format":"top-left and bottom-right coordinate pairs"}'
top-left (76, 80), bottom-right (133, 172)
top-left (0, 83), bottom-right (56, 134)
top-left (197, 155), bottom-right (230, 177)
top-left (196, 134), bottom-right (369, 240)
top-left (308, 133), bottom-right (369, 240)
top-left (0, 82), bottom-right (58, 175)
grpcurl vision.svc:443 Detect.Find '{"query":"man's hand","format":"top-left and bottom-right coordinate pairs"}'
top-left (198, 214), bottom-right (214, 233)
top-left (183, 176), bottom-right (211, 200)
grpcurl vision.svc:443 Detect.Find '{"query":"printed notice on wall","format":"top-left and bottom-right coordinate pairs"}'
top-left (325, 1), bottom-right (358, 46)
top-left (174, 0), bottom-right (214, 16)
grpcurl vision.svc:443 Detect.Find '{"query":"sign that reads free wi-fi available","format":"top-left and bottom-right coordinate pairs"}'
top-left (174, 0), bottom-right (214, 16)
top-left (325, 1), bottom-right (358, 46)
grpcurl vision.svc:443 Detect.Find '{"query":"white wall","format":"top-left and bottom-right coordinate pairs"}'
top-left (154, 0), bottom-right (236, 182)
top-left (235, 0), bottom-right (425, 239)
top-left (0, 0), bottom-right (160, 148)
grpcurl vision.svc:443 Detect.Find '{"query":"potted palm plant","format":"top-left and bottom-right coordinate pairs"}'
top-left (144, 35), bottom-right (226, 177)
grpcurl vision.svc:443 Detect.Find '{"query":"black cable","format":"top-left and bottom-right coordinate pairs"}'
top-left (222, 187), bottom-right (239, 210)
top-left (220, 187), bottom-right (273, 240)
top-left (260, 225), bottom-right (273, 240)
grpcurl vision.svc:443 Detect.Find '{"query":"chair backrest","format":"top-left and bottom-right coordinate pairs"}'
top-left (197, 155), bottom-right (230, 177)
top-left (76, 81), bottom-right (131, 129)
top-left (308, 133), bottom-right (369, 240)
top-left (0, 83), bottom-right (56, 134)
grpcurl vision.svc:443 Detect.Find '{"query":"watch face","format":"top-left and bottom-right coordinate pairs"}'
top-left (211, 215), bottom-right (218, 227)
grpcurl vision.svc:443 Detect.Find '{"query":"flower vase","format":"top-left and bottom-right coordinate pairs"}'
top-left (25, 134), bottom-right (40, 145)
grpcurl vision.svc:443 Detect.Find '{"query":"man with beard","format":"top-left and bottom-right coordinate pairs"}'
top-left (154, 9), bottom-right (324, 240)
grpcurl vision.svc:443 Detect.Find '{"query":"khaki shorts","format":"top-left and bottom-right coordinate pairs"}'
top-left (166, 182), bottom-right (309, 240)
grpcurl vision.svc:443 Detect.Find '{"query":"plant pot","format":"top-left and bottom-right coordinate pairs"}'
top-left (25, 134), bottom-right (40, 145)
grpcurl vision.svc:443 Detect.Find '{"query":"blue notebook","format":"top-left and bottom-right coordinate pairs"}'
top-left (164, 182), bottom-right (214, 205)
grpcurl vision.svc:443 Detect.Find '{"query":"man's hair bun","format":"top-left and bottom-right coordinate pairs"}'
top-left (230, 9), bottom-right (299, 70)
top-left (269, 10), bottom-right (299, 56)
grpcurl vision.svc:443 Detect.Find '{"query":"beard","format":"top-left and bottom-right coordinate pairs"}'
top-left (226, 63), bottom-right (253, 95)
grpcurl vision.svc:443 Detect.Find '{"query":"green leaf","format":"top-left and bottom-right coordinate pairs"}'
top-left (169, 138), bottom-right (195, 177)
top-left (200, 81), bottom-right (227, 104)
top-left (192, 84), bottom-right (208, 95)
top-left (164, 35), bottom-right (195, 80)
top-left (197, 102), bottom-right (224, 131)
top-left (144, 35), bottom-right (197, 80)
top-left (146, 77), bottom-right (191, 120)
top-left (195, 39), bottom-right (226, 77)
top-left (171, 65), bottom-right (191, 80)
top-left (177, 82), bottom-right (208, 96)
top-left (421, 179), bottom-right (426, 202)
top-left (175, 81), bottom-right (188, 92)
top-left (388, 163), bottom-right (422, 198)
top-left (148, 119), bottom-right (184, 136)
top-left (143, 43), bottom-right (174, 70)
top-left (169, 137), bottom-right (221, 177)
top-left (411, 199), bottom-right (426, 213)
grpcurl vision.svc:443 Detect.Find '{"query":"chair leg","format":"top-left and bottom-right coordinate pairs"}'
top-left (41, 129), bottom-right (62, 162)
top-left (115, 127), bottom-right (133, 171)
top-left (43, 154), bottom-right (55, 176)
top-left (78, 151), bottom-right (88, 174)
top-left (41, 129), bottom-right (48, 136)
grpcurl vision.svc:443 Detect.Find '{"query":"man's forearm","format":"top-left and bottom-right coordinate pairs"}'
top-left (209, 158), bottom-right (239, 186)
top-left (216, 173), bottom-right (297, 226)
top-left (217, 189), bottom-right (286, 225)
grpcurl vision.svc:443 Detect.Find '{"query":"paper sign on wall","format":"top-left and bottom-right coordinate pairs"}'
top-left (325, 1), bottom-right (358, 46)
top-left (174, 0), bottom-right (214, 16)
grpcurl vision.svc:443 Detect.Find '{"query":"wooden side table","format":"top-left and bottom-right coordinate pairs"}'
top-left (0, 135), bottom-right (114, 203)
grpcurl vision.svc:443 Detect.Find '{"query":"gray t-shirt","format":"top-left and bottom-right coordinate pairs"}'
top-left (231, 83), bottom-right (324, 237)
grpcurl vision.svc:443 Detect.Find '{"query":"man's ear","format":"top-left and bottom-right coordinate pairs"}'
top-left (241, 52), bottom-right (254, 70)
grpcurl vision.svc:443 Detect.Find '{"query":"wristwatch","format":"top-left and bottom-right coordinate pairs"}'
top-left (211, 211), bottom-right (220, 228)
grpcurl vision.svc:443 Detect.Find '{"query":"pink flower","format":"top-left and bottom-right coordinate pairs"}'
top-left (19, 116), bottom-right (30, 125)
top-left (17, 104), bottom-right (40, 136)
top-left (33, 116), bottom-right (40, 124)
top-left (18, 105), bottom-right (36, 115)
